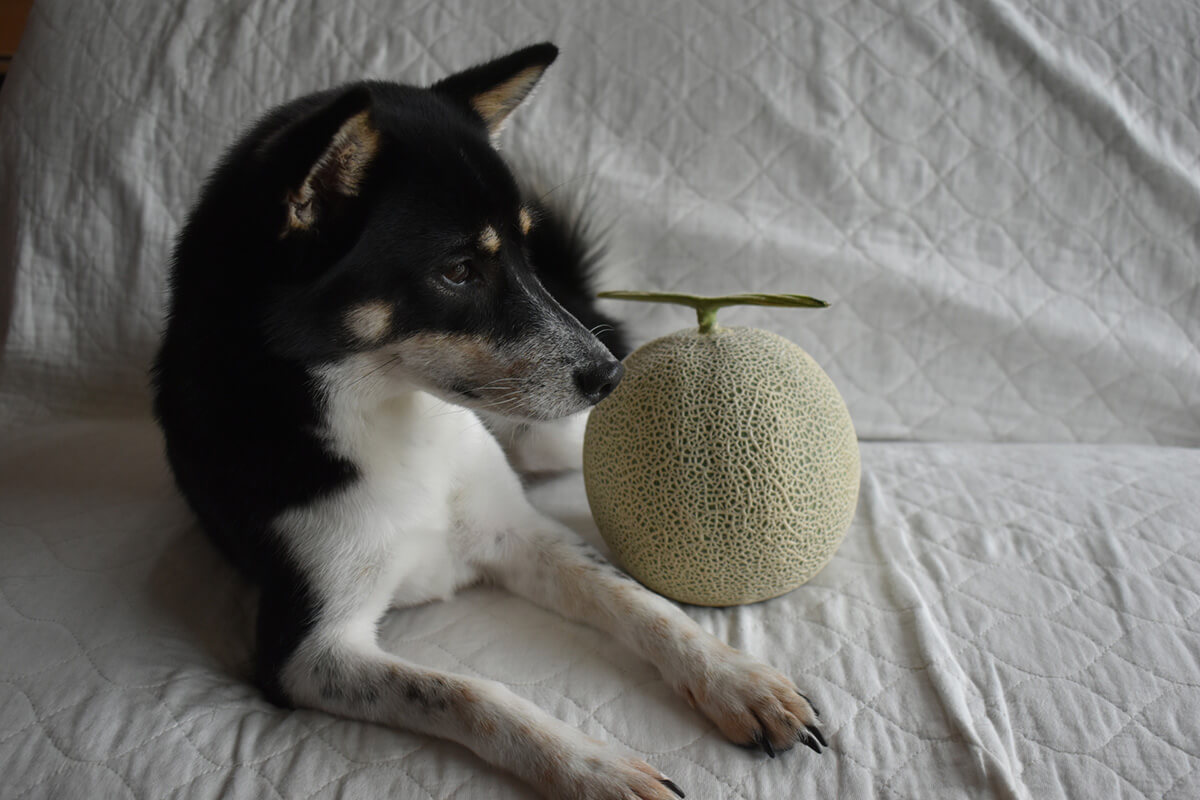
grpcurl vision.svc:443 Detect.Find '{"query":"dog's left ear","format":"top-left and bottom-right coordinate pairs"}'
top-left (432, 42), bottom-right (559, 137)
top-left (258, 85), bottom-right (381, 237)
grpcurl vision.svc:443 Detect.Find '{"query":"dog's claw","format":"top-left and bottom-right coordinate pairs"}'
top-left (660, 778), bottom-right (686, 798)
top-left (748, 711), bottom-right (777, 758)
top-left (800, 732), bottom-right (823, 754)
top-left (798, 691), bottom-right (820, 718)
top-left (808, 725), bottom-right (828, 749)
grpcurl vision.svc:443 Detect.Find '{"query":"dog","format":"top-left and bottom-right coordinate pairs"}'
top-left (152, 42), bottom-right (824, 800)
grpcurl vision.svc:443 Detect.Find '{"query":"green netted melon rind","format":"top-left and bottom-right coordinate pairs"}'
top-left (583, 326), bottom-right (860, 606)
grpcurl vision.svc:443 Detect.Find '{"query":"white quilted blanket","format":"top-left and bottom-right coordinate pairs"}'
top-left (1, 0), bottom-right (1198, 798)
top-left (2, 422), bottom-right (1198, 798)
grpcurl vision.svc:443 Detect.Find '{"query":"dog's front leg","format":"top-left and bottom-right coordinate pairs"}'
top-left (279, 631), bottom-right (685, 799)
top-left (484, 521), bottom-right (826, 757)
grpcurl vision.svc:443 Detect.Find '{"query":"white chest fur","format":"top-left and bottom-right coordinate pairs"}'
top-left (273, 362), bottom-right (516, 637)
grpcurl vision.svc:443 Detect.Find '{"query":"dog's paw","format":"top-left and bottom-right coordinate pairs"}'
top-left (542, 740), bottom-right (685, 800)
top-left (676, 647), bottom-right (826, 757)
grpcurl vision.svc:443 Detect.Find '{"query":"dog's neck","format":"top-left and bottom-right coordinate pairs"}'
top-left (311, 354), bottom-right (468, 466)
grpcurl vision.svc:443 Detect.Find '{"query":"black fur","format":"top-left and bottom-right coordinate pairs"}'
top-left (524, 197), bottom-right (629, 359)
top-left (151, 43), bottom-right (627, 701)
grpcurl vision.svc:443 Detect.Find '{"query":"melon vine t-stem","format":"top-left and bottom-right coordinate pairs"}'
top-left (598, 291), bottom-right (829, 334)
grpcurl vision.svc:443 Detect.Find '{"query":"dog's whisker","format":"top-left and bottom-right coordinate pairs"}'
top-left (534, 169), bottom-right (601, 205)
top-left (475, 394), bottom-right (525, 412)
top-left (348, 354), bottom-right (403, 388)
top-left (468, 378), bottom-right (523, 393)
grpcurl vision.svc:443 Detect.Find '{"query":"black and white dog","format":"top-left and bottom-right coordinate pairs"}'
top-left (152, 43), bottom-right (824, 800)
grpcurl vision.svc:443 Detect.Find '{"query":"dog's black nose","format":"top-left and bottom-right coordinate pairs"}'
top-left (575, 358), bottom-right (625, 404)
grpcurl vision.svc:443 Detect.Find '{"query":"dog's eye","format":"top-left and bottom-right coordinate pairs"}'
top-left (442, 261), bottom-right (473, 286)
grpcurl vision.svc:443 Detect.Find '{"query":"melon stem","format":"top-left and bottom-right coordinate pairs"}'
top-left (597, 291), bottom-right (829, 334)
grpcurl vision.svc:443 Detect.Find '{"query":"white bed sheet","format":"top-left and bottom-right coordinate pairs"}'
top-left (1, 1), bottom-right (1199, 798)
top-left (2, 420), bottom-right (1198, 800)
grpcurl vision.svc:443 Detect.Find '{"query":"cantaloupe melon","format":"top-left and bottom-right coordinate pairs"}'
top-left (583, 292), bottom-right (860, 606)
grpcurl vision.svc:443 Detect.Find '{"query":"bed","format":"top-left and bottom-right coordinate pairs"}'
top-left (1, 1), bottom-right (1198, 798)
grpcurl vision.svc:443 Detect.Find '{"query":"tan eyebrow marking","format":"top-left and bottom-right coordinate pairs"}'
top-left (518, 207), bottom-right (534, 235)
top-left (345, 301), bottom-right (393, 343)
top-left (480, 225), bottom-right (501, 254)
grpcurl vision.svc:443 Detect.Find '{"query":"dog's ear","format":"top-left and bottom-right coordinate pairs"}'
top-left (432, 42), bottom-right (559, 137)
top-left (260, 85), bottom-right (381, 236)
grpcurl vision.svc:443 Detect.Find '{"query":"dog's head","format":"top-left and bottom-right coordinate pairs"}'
top-left (229, 44), bottom-right (621, 421)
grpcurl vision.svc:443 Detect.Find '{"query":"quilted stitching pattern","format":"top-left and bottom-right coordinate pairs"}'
top-left (1, 421), bottom-right (1198, 799)
top-left (1, 2), bottom-right (1198, 799)
top-left (0, 0), bottom-right (1197, 443)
